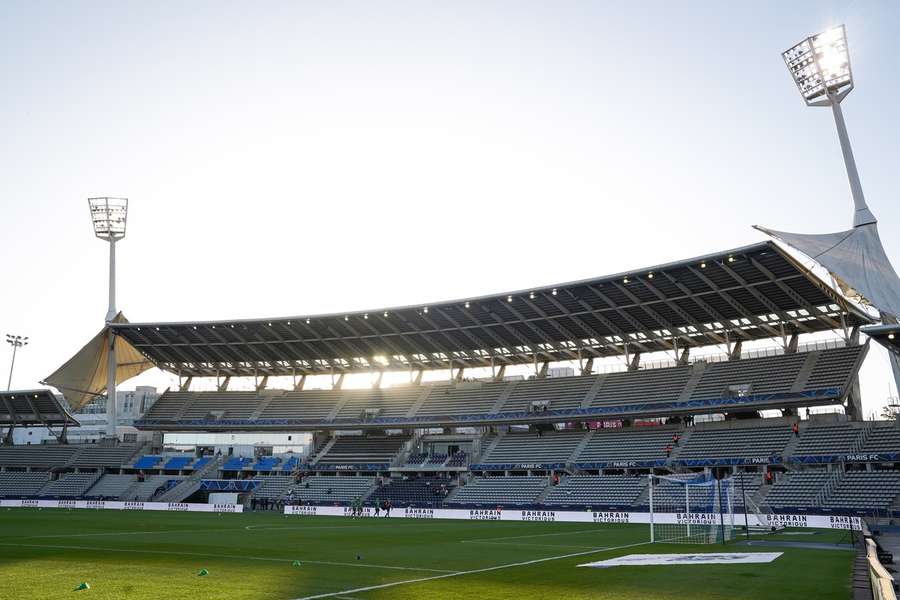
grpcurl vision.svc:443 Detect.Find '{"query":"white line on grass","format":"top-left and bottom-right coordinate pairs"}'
top-left (292, 540), bottom-right (652, 600)
top-left (458, 527), bottom-right (603, 543)
top-left (460, 540), bottom-right (603, 550)
top-left (0, 543), bottom-right (456, 574)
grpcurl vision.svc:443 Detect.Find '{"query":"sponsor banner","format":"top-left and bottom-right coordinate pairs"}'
top-left (0, 499), bottom-right (243, 513)
top-left (578, 552), bottom-right (783, 568)
top-left (282, 505), bottom-right (860, 530)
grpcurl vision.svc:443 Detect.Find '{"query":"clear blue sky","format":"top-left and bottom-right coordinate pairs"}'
top-left (1, 1), bottom-right (898, 415)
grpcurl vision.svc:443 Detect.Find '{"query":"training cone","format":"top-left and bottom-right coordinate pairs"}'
top-left (197, 568), bottom-right (209, 577)
top-left (292, 560), bottom-right (302, 567)
top-left (73, 582), bottom-right (90, 591)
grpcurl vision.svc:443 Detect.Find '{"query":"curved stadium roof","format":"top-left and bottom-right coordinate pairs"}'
top-left (110, 241), bottom-right (871, 378)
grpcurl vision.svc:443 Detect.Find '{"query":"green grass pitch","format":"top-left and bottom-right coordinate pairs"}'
top-left (0, 509), bottom-right (855, 599)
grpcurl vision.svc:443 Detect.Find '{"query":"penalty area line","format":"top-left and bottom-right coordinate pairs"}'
top-left (292, 540), bottom-right (652, 600)
top-left (458, 527), bottom-right (604, 543)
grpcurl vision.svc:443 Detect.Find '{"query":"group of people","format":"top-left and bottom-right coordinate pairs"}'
top-left (349, 496), bottom-right (393, 517)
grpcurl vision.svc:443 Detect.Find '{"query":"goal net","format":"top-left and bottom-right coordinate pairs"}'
top-left (649, 474), bottom-right (735, 544)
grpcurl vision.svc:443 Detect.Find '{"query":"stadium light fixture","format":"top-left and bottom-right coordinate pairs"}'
top-left (783, 25), bottom-right (874, 227)
top-left (5, 334), bottom-right (28, 391)
top-left (88, 197), bottom-right (128, 440)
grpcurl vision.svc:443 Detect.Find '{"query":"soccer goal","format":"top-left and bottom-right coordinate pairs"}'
top-left (649, 474), bottom-right (735, 544)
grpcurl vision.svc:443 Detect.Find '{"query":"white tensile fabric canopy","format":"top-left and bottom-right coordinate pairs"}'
top-left (755, 221), bottom-right (900, 392)
top-left (43, 313), bottom-right (154, 411)
top-left (754, 222), bottom-right (900, 320)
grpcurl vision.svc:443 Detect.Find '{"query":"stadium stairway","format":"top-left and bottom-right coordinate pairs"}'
top-left (403, 387), bottom-right (433, 419)
top-left (154, 455), bottom-right (223, 503)
top-left (665, 429), bottom-right (693, 464)
top-left (533, 477), bottom-right (556, 503)
top-left (779, 423), bottom-right (804, 461)
top-left (568, 429), bottom-right (594, 464)
top-left (248, 395), bottom-right (274, 421)
top-left (310, 438), bottom-right (338, 466)
top-left (479, 431), bottom-right (506, 460)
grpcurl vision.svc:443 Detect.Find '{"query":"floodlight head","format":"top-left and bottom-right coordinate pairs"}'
top-left (783, 25), bottom-right (852, 105)
top-left (88, 197), bottom-right (128, 240)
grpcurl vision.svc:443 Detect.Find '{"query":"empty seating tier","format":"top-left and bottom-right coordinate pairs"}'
top-left (576, 428), bottom-right (677, 463)
top-left (73, 446), bottom-right (138, 468)
top-left (690, 352), bottom-right (809, 400)
top-left (449, 476), bottom-right (546, 505)
top-left (544, 475), bottom-right (646, 507)
top-left (501, 376), bottom-right (597, 412)
top-left (591, 367), bottom-right (690, 407)
top-left (0, 472), bottom-right (49, 497)
top-left (40, 473), bottom-right (100, 497)
top-left (315, 436), bottom-right (407, 465)
top-left (0, 445), bottom-right (77, 468)
top-left (793, 424), bottom-right (865, 456)
top-left (260, 390), bottom-right (341, 420)
top-left (85, 474), bottom-right (137, 499)
top-left (335, 387), bottom-right (423, 420)
top-left (764, 471), bottom-right (833, 509)
top-left (803, 345), bottom-right (865, 391)
top-left (414, 381), bottom-right (507, 417)
top-left (370, 477), bottom-right (453, 506)
top-left (823, 471), bottom-right (900, 510)
top-left (860, 424), bottom-right (900, 453)
top-left (289, 476), bottom-right (373, 504)
top-left (135, 346), bottom-right (865, 430)
top-left (124, 475), bottom-right (183, 501)
top-left (678, 425), bottom-right (791, 460)
top-left (479, 430), bottom-right (585, 465)
top-left (177, 392), bottom-right (258, 419)
top-left (253, 476), bottom-right (294, 499)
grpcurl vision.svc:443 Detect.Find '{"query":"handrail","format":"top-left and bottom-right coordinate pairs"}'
top-left (866, 538), bottom-right (897, 600)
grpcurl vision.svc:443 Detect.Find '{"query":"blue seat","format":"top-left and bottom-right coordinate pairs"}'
top-left (222, 457), bottom-right (253, 471)
top-left (163, 456), bottom-right (192, 470)
top-left (253, 457), bottom-right (280, 472)
top-left (191, 456), bottom-right (212, 471)
top-left (134, 455), bottom-right (162, 469)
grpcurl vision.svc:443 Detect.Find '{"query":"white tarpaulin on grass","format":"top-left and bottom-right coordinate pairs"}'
top-left (578, 552), bottom-right (783, 568)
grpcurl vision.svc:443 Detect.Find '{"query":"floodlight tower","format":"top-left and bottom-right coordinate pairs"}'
top-left (89, 197), bottom-right (128, 439)
top-left (5, 334), bottom-right (28, 391)
top-left (783, 25), bottom-right (875, 227)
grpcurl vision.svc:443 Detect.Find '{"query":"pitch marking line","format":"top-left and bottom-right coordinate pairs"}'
top-left (293, 540), bottom-right (652, 600)
top-left (458, 527), bottom-right (604, 543)
top-left (0, 543), bottom-right (455, 574)
top-left (461, 540), bottom-right (603, 550)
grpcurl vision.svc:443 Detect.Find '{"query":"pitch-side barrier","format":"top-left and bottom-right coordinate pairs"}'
top-left (283, 504), bottom-right (860, 530)
top-left (0, 499), bottom-right (243, 513)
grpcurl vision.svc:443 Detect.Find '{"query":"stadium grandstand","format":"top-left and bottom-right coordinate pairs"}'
top-left (0, 238), bottom-right (897, 526)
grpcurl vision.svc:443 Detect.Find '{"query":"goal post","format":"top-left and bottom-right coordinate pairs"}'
top-left (649, 473), bottom-right (736, 544)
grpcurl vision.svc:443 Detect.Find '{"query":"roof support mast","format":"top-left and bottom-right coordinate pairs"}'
top-left (89, 198), bottom-right (128, 441)
top-left (772, 26), bottom-right (900, 398)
